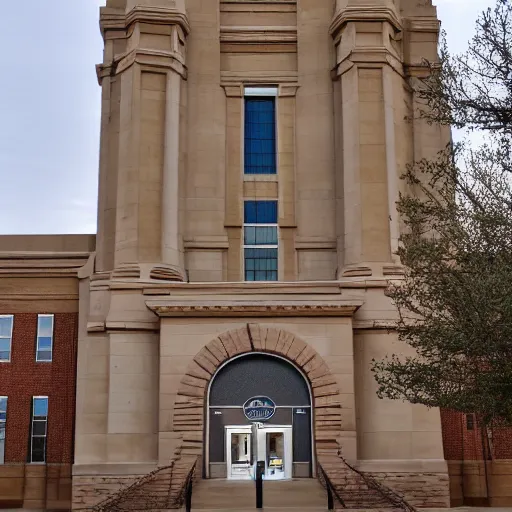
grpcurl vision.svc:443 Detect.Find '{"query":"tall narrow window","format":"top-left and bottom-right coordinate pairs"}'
top-left (0, 316), bottom-right (13, 362)
top-left (36, 314), bottom-right (54, 362)
top-left (0, 397), bottom-right (7, 464)
top-left (244, 201), bottom-right (278, 281)
top-left (244, 87), bottom-right (277, 175)
top-left (30, 397), bottom-right (48, 463)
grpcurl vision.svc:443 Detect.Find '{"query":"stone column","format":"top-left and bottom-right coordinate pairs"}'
top-left (331, 0), bottom-right (403, 278)
top-left (109, 3), bottom-right (189, 282)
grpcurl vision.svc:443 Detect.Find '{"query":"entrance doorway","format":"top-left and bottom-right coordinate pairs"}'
top-left (208, 354), bottom-right (313, 480)
top-left (225, 424), bottom-right (293, 480)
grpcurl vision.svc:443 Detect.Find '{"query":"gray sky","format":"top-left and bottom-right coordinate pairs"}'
top-left (0, 0), bottom-right (494, 234)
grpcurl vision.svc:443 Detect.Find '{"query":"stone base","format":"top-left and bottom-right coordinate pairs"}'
top-left (72, 464), bottom-right (157, 509)
top-left (369, 472), bottom-right (451, 508)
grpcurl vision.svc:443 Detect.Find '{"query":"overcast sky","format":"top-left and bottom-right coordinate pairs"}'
top-left (0, 0), bottom-right (495, 234)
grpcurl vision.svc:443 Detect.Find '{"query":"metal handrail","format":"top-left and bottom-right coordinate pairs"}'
top-left (339, 455), bottom-right (417, 512)
top-left (318, 463), bottom-right (346, 510)
top-left (182, 459), bottom-right (198, 512)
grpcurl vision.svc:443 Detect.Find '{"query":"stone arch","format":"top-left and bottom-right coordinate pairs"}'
top-left (171, 324), bottom-right (343, 469)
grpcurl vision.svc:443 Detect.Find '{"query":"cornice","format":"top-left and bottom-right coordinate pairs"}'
top-left (146, 300), bottom-right (363, 318)
top-left (329, 6), bottom-right (402, 38)
top-left (100, 6), bottom-right (190, 39)
top-left (405, 17), bottom-right (440, 33)
top-left (0, 252), bottom-right (91, 277)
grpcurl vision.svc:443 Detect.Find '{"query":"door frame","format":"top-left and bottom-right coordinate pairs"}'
top-left (225, 425), bottom-right (253, 480)
top-left (256, 424), bottom-right (293, 480)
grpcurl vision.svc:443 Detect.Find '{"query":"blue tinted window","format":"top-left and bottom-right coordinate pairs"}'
top-left (244, 201), bottom-right (278, 224)
top-left (245, 98), bottom-right (276, 175)
top-left (33, 398), bottom-right (48, 417)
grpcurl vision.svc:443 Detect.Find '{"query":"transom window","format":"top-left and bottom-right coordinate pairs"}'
top-left (0, 316), bottom-right (13, 362)
top-left (36, 314), bottom-right (54, 362)
top-left (244, 87), bottom-right (277, 175)
top-left (30, 397), bottom-right (48, 463)
top-left (0, 396), bottom-right (7, 464)
top-left (244, 201), bottom-right (278, 281)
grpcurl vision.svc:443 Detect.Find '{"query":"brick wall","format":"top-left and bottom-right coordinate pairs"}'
top-left (0, 313), bottom-right (78, 464)
top-left (441, 409), bottom-right (512, 461)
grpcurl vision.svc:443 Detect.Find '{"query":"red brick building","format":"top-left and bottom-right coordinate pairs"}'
top-left (441, 409), bottom-right (512, 506)
top-left (0, 235), bottom-right (93, 509)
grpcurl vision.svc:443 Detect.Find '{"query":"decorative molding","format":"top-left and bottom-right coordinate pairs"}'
top-left (330, 7), bottom-right (402, 39)
top-left (220, 26), bottom-right (297, 44)
top-left (221, 70), bottom-right (298, 87)
top-left (100, 5), bottom-right (190, 39)
top-left (295, 238), bottom-right (337, 251)
top-left (146, 300), bottom-right (363, 318)
top-left (405, 17), bottom-right (441, 33)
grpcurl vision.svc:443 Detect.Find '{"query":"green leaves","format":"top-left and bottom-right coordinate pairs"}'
top-left (371, 1), bottom-right (512, 426)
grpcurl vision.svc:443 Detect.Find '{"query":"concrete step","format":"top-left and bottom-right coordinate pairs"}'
top-left (191, 478), bottom-right (329, 510)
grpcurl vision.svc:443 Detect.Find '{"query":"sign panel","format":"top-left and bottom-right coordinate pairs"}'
top-left (243, 396), bottom-right (276, 422)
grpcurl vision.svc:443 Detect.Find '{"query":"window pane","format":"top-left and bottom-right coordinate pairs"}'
top-left (244, 226), bottom-right (256, 245)
top-left (31, 437), bottom-right (45, 463)
top-left (255, 226), bottom-right (277, 245)
top-left (32, 421), bottom-right (47, 436)
top-left (244, 248), bottom-right (278, 282)
top-left (33, 398), bottom-right (48, 417)
top-left (0, 339), bottom-right (10, 352)
top-left (244, 98), bottom-right (276, 175)
top-left (37, 337), bottom-right (52, 350)
top-left (244, 201), bottom-right (278, 224)
top-left (37, 316), bottom-right (53, 337)
top-left (0, 317), bottom-right (12, 338)
top-left (0, 398), bottom-right (6, 413)
top-left (0, 351), bottom-right (10, 361)
top-left (36, 350), bottom-right (52, 362)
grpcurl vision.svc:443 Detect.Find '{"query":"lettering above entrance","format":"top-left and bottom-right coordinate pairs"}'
top-left (243, 396), bottom-right (276, 422)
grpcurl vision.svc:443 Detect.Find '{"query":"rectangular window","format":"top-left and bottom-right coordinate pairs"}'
top-left (466, 414), bottom-right (474, 430)
top-left (0, 316), bottom-right (13, 362)
top-left (0, 397), bottom-right (6, 464)
top-left (244, 87), bottom-right (277, 175)
top-left (244, 201), bottom-right (278, 281)
top-left (36, 315), bottom-right (54, 362)
top-left (30, 396), bottom-right (48, 463)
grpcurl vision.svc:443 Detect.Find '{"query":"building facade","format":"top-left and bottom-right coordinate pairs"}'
top-left (1, 0), bottom-right (512, 509)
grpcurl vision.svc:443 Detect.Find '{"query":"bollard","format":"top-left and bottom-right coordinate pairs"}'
top-left (256, 460), bottom-right (265, 509)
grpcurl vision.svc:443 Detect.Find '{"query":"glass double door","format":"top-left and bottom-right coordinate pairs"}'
top-left (226, 425), bottom-right (292, 480)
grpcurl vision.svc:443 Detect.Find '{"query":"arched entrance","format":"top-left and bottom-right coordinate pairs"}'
top-left (171, 325), bottom-right (343, 480)
top-left (207, 353), bottom-right (313, 480)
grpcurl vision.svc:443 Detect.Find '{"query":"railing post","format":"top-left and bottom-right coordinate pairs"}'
top-left (256, 460), bottom-right (265, 509)
top-left (327, 483), bottom-right (334, 511)
top-left (185, 476), bottom-right (192, 512)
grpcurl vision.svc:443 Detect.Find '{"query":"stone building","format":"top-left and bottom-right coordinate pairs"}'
top-left (1, 0), bottom-right (511, 509)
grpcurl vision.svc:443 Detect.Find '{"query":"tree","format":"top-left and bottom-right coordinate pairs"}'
top-left (372, 0), bottom-right (512, 426)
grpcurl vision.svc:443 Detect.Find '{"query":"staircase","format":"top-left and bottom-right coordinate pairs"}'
top-left (191, 478), bottom-right (328, 511)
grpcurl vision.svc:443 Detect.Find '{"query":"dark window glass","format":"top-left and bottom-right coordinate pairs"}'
top-left (244, 201), bottom-right (278, 224)
top-left (244, 248), bottom-right (278, 282)
top-left (466, 414), bottom-right (474, 430)
top-left (244, 98), bottom-right (276, 175)
top-left (32, 421), bottom-right (47, 437)
top-left (31, 437), bottom-right (45, 463)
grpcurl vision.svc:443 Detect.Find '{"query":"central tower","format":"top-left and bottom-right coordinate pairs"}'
top-left (73, 0), bottom-right (450, 509)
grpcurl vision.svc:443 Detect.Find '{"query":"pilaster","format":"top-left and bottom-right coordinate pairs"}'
top-left (96, 2), bottom-right (190, 282)
top-left (331, 0), bottom-right (403, 279)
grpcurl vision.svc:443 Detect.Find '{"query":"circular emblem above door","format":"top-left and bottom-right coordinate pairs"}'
top-left (243, 396), bottom-right (276, 422)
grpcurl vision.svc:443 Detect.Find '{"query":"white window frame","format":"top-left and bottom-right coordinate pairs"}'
top-left (0, 315), bottom-right (14, 363)
top-left (36, 314), bottom-right (54, 362)
top-left (30, 396), bottom-right (48, 464)
top-left (243, 215), bottom-right (279, 282)
top-left (243, 86), bottom-right (279, 176)
top-left (0, 396), bottom-right (7, 464)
